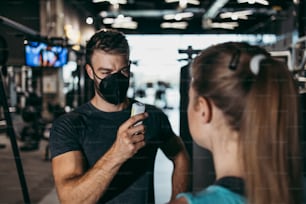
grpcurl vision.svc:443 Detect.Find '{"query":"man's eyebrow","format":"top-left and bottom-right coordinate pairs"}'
top-left (96, 67), bottom-right (112, 71)
top-left (95, 63), bottom-right (130, 71)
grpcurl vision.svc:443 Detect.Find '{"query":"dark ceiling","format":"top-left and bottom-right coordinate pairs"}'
top-left (70, 0), bottom-right (297, 35)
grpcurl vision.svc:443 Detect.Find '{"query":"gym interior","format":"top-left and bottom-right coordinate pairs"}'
top-left (0, 0), bottom-right (306, 203)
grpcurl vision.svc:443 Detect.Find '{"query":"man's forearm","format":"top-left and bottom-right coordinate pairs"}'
top-left (170, 150), bottom-right (191, 201)
top-left (56, 151), bottom-right (123, 204)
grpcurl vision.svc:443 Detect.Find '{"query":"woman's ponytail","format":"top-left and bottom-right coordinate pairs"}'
top-left (241, 57), bottom-right (301, 204)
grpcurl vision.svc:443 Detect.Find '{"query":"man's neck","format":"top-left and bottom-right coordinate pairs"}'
top-left (90, 95), bottom-right (130, 112)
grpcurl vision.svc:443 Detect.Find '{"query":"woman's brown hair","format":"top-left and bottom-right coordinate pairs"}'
top-left (190, 42), bottom-right (302, 204)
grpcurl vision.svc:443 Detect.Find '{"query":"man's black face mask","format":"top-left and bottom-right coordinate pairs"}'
top-left (95, 71), bottom-right (130, 105)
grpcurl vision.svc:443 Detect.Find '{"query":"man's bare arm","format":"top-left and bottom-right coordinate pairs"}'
top-left (52, 149), bottom-right (123, 204)
top-left (160, 135), bottom-right (191, 201)
top-left (52, 113), bottom-right (148, 204)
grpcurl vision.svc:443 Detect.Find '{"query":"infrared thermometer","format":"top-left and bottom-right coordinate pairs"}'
top-left (131, 102), bottom-right (145, 125)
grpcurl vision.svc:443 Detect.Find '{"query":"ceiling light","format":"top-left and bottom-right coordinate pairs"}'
top-left (163, 12), bottom-right (194, 21)
top-left (187, 0), bottom-right (200, 5)
top-left (256, 0), bottom-right (269, 5)
top-left (210, 22), bottom-right (239, 29)
top-left (165, 0), bottom-right (200, 4)
top-left (105, 15), bottom-right (138, 29)
top-left (112, 21), bottom-right (138, 29)
top-left (86, 17), bottom-right (94, 25)
top-left (220, 10), bottom-right (253, 20)
top-left (100, 11), bottom-right (108, 18)
top-left (103, 18), bottom-right (115, 24)
top-left (93, 0), bottom-right (127, 4)
top-left (161, 22), bottom-right (188, 29)
top-left (203, 19), bottom-right (238, 29)
top-left (165, 0), bottom-right (177, 2)
top-left (165, 0), bottom-right (200, 9)
top-left (237, 0), bottom-right (269, 6)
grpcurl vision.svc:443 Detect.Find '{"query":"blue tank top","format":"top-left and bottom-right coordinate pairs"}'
top-left (177, 177), bottom-right (246, 204)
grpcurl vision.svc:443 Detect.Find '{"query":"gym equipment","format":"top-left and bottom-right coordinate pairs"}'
top-left (0, 35), bottom-right (31, 203)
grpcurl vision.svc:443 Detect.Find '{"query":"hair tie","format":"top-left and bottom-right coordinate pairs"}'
top-left (228, 50), bottom-right (241, 70)
top-left (250, 54), bottom-right (266, 75)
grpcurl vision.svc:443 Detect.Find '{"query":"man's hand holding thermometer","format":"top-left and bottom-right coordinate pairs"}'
top-left (131, 102), bottom-right (146, 126)
top-left (110, 102), bottom-right (147, 162)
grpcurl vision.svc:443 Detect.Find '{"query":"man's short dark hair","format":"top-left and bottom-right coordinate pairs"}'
top-left (85, 29), bottom-right (130, 65)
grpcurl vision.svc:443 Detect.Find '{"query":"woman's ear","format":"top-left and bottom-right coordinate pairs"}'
top-left (198, 96), bottom-right (212, 123)
top-left (85, 64), bottom-right (94, 80)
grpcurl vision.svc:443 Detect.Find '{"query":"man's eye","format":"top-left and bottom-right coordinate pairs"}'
top-left (121, 68), bottom-right (129, 73)
top-left (101, 71), bottom-right (111, 75)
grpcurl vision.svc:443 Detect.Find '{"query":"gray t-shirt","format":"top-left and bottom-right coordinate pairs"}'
top-left (50, 100), bottom-right (175, 203)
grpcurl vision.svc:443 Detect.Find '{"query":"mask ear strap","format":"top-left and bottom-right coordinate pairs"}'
top-left (90, 66), bottom-right (104, 80)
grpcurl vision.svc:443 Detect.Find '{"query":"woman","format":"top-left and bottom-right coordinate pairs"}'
top-left (171, 42), bottom-right (302, 204)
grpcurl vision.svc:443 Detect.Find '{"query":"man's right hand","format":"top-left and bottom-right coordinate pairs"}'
top-left (109, 112), bottom-right (148, 163)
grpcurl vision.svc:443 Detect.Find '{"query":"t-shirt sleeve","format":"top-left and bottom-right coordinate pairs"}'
top-left (158, 109), bottom-right (176, 142)
top-left (146, 105), bottom-right (176, 143)
top-left (49, 113), bottom-right (84, 159)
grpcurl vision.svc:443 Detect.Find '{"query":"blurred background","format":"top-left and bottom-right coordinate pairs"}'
top-left (0, 0), bottom-right (305, 203)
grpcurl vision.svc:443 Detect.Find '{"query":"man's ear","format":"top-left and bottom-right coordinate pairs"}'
top-left (85, 64), bottom-right (94, 80)
top-left (198, 96), bottom-right (212, 123)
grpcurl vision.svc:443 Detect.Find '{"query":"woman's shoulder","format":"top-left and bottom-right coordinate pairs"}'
top-left (177, 185), bottom-right (246, 204)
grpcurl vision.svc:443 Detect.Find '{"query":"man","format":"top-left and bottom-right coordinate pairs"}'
top-left (50, 29), bottom-right (190, 204)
